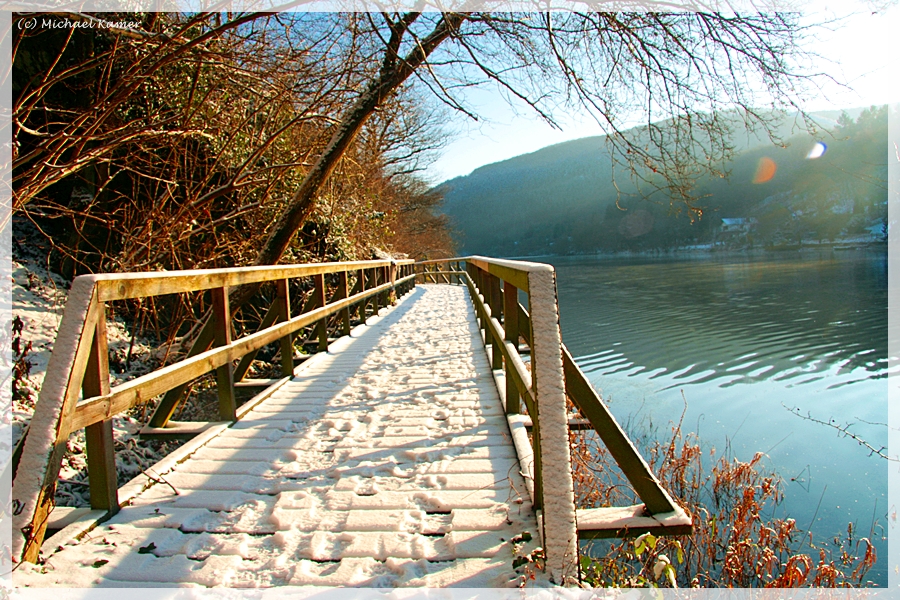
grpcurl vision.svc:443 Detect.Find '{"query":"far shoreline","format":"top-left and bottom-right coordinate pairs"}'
top-left (485, 239), bottom-right (888, 263)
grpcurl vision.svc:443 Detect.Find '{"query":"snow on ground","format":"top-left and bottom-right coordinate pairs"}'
top-left (15, 285), bottom-right (549, 587)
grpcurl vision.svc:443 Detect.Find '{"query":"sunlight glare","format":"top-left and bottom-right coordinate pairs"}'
top-left (807, 142), bottom-right (828, 159)
top-left (752, 157), bottom-right (778, 184)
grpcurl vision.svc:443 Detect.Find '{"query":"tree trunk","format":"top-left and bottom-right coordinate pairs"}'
top-left (226, 12), bottom-right (465, 310)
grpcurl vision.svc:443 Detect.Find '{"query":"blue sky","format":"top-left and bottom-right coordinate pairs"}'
top-left (425, 5), bottom-right (899, 184)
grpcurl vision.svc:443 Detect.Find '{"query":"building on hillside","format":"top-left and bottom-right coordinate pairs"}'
top-left (719, 217), bottom-right (757, 234)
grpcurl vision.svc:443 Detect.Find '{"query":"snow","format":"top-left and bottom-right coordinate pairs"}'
top-left (14, 285), bottom-right (550, 588)
top-left (10, 257), bottom-right (184, 512)
top-left (12, 276), bottom-right (98, 559)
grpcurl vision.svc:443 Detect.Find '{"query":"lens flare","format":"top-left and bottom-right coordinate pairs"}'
top-left (807, 142), bottom-right (827, 159)
top-left (752, 157), bottom-right (777, 184)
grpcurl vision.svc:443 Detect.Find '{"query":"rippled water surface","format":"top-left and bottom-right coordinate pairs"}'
top-left (549, 250), bottom-right (888, 583)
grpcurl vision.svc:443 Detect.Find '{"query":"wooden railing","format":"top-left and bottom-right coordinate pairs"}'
top-left (11, 259), bottom-right (415, 563)
top-left (416, 257), bottom-right (692, 581)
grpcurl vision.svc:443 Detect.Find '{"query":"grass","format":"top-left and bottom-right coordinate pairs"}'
top-left (570, 405), bottom-right (879, 587)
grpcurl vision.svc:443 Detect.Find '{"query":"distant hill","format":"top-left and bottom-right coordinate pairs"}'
top-left (437, 107), bottom-right (885, 255)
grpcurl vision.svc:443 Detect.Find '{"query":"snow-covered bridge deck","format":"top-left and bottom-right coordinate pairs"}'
top-left (13, 257), bottom-right (692, 588)
top-left (15, 285), bottom-right (545, 587)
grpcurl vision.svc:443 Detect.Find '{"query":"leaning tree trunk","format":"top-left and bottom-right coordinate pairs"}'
top-left (228, 12), bottom-right (467, 310)
top-left (150, 13), bottom-right (468, 426)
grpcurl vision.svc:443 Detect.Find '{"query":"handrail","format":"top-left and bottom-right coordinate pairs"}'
top-left (419, 256), bottom-right (579, 583)
top-left (90, 260), bottom-right (399, 302)
top-left (416, 256), bottom-right (692, 582)
top-left (11, 259), bottom-right (415, 564)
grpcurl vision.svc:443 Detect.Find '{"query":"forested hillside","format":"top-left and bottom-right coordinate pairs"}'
top-left (440, 107), bottom-right (887, 255)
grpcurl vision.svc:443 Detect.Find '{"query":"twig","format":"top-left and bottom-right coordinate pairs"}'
top-left (805, 484), bottom-right (827, 550)
top-left (143, 468), bottom-right (179, 496)
top-left (783, 403), bottom-right (895, 461)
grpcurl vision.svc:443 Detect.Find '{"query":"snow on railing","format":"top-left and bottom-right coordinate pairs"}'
top-left (10, 259), bottom-right (415, 564)
top-left (416, 256), bottom-right (692, 585)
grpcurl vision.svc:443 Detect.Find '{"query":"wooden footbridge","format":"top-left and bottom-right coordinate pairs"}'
top-left (10, 257), bottom-right (690, 587)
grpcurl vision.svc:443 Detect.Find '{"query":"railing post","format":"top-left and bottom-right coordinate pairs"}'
top-left (474, 265), bottom-right (485, 333)
top-left (84, 308), bottom-right (118, 514)
top-left (503, 280), bottom-right (520, 414)
top-left (358, 269), bottom-right (367, 324)
top-left (313, 274), bottom-right (328, 351)
top-left (473, 267), bottom-right (484, 327)
top-left (338, 271), bottom-right (351, 336)
top-left (212, 287), bottom-right (236, 421)
top-left (488, 274), bottom-right (503, 370)
top-left (480, 269), bottom-right (495, 351)
top-left (371, 268), bottom-right (381, 316)
top-left (276, 279), bottom-right (294, 377)
top-left (390, 263), bottom-right (398, 304)
top-left (526, 267), bottom-right (578, 584)
top-left (13, 278), bottom-right (103, 563)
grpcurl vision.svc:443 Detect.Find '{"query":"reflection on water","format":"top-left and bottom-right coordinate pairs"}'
top-left (549, 250), bottom-right (888, 584)
top-left (558, 252), bottom-right (886, 386)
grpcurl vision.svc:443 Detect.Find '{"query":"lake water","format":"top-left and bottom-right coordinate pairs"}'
top-left (546, 250), bottom-right (888, 584)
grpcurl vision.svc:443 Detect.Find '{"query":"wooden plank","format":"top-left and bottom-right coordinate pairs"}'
top-left (562, 345), bottom-right (677, 515)
top-left (576, 505), bottom-right (692, 539)
top-left (212, 287), bottom-right (236, 421)
top-left (93, 259), bottom-right (413, 302)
